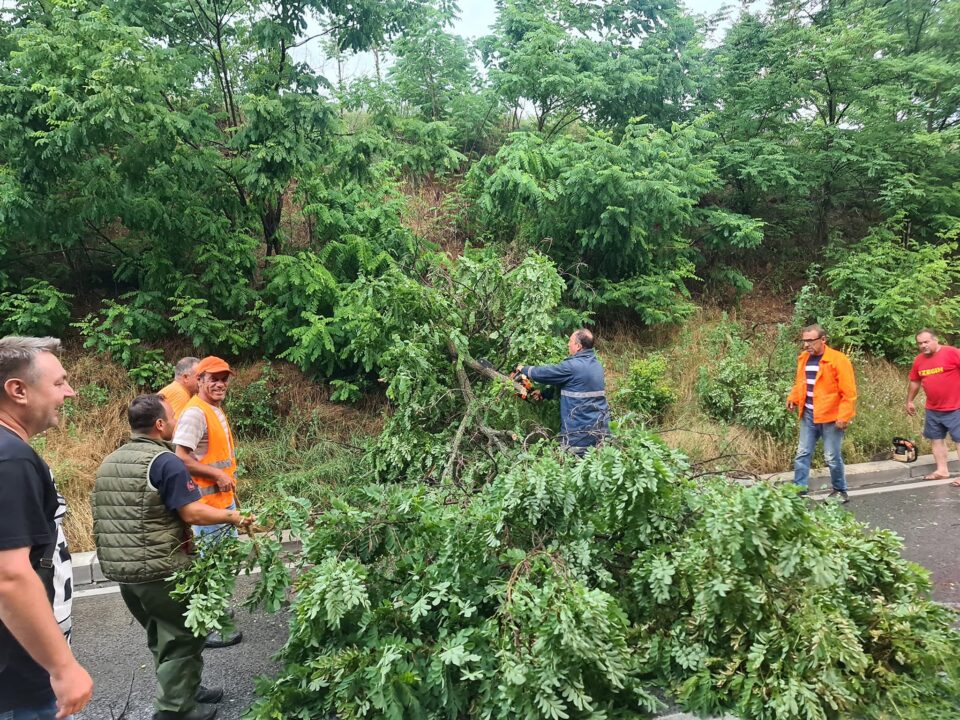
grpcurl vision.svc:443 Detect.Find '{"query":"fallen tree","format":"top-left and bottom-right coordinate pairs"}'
top-left (171, 249), bottom-right (959, 719)
top-left (174, 428), bottom-right (960, 720)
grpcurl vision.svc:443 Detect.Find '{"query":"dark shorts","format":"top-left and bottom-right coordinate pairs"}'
top-left (922, 408), bottom-right (960, 441)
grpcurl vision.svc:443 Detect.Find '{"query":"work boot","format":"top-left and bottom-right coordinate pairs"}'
top-left (153, 703), bottom-right (218, 720)
top-left (827, 490), bottom-right (849, 504)
top-left (205, 629), bottom-right (242, 649)
top-left (196, 686), bottom-right (224, 703)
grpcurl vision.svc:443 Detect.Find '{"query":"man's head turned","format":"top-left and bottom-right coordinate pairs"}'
top-left (128, 394), bottom-right (175, 441)
top-left (568, 328), bottom-right (594, 356)
top-left (175, 356), bottom-right (200, 395)
top-left (0, 336), bottom-right (75, 438)
top-left (800, 324), bottom-right (827, 357)
top-left (916, 329), bottom-right (940, 357)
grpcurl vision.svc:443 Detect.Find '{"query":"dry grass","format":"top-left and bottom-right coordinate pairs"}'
top-left (400, 177), bottom-right (466, 257)
top-left (601, 310), bottom-right (794, 475)
top-left (39, 355), bottom-right (384, 551)
top-left (600, 307), bottom-right (922, 476)
top-left (40, 353), bottom-right (138, 552)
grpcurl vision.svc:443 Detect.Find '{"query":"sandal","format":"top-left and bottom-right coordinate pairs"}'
top-left (922, 472), bottom-right (951, 481)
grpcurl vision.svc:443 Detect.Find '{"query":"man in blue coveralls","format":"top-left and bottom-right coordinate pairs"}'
top-left (519, 328), bottom-right (610, 454)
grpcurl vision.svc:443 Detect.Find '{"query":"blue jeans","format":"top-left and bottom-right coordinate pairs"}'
top-left (0, 700), bottom-right (64, 720)
top-left (793, 410), bottom-right (847, 491)
top-left (192, 500), bottom-right (238, 550)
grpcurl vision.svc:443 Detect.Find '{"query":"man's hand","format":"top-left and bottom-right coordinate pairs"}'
top-left (50, 659), bottom-right (93, 720)
top-left (786, 400), bottom-right (797, 411)
top-left (529, 389), bottom-right (542, 402)
top-left (835, 419), bottom-right (849, 430)
top-left (906, 400), bottom-right (917, 417)
top-left (233, 513), bottom-right (256, 528)
top-left (215, 470), bottom-right (236, 492)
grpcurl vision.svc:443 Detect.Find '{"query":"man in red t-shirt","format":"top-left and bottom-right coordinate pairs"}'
top-left (906, 329), bottom-right (960, 484)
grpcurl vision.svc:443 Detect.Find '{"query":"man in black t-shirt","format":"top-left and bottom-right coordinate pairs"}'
top-left (0, 336), bottom-right (93, 720)
top-left (93, 395), bottom-right (253, 720)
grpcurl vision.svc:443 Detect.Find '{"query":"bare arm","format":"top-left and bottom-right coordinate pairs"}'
top-left (175, 445), bottom-right (235, 492)
top-left (178, 500), bottom-right (250, 527)
top-left (0, 547), bottom-right (92, 719)
top-left (906, 380), bottom-right (922, 416)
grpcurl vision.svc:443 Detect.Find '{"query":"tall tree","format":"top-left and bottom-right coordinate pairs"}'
top-left (478, 0), bottom-right (703, 136)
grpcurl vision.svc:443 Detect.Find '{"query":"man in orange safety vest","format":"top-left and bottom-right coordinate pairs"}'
top-left (172, 355), bottom-right (242, 649)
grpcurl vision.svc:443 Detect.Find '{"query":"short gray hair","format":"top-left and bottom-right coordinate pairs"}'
top-left (916, 328), bottom-right (937, 341)
top-left (0, 336), bottom-right (62, 390)
top-left (802, 324), bottom-right (825, 339)
top-left (174, 356), bottom-right (199, 378)
top-left (573, 328), bottom-right (594, 349)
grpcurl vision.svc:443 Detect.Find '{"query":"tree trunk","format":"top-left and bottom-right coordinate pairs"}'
top-left (262, 195), bottom-right (283, 256)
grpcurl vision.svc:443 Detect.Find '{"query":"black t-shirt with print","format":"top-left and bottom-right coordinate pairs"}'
top-left (0, 426), bottom-right (66, 711)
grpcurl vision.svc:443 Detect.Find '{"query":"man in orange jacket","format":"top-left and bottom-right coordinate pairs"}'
top-left (786, 324), bottom-right (858, 502)
top-left (172, 356), bottom-right (242, 648)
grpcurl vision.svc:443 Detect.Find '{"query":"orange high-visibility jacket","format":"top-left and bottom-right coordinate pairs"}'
top-left (787, 345), bottom-right (858, 424)
top-left (158, 380), bottom-right (191, 419)
top-left (182, 395), bottom-right (237, 509)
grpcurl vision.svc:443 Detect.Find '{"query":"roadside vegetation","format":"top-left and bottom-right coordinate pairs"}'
top-left (4, 0), bottom-right (960, 716)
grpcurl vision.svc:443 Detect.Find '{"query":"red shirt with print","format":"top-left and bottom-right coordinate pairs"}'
top-left (909, 345), bottom-right (960, 411)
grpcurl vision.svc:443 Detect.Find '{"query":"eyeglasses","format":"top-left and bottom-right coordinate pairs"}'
top-left (800, 337), bottom-right (824, 345)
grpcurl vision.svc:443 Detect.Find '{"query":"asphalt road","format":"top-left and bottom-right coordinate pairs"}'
top-left (836, 478), bottom-right (960, 606)
top-left (74, 576), bottom-right (289, 720)
top-left (71, 477), bottom-right (959, 720)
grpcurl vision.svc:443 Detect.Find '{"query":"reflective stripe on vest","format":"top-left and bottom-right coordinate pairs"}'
top-left (182, 395), bottom-right (237, 509)
top-left (561, 389), bottom-right (606, 398)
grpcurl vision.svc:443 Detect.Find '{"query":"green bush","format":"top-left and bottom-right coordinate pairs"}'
top-left (618, 354), bottom-right (677, 422)
top-left (0, 279), bottom-right (72, 336)
top-left (73, 294), bottom-right (173, 386)
top-left (696, 321), bottom-right (794, 440)
top-left (461, 123), bottom-right (760, 320)
top-left (815, 225), bottom-right (960, 361)
top-left (226, 366), bottom-right (282, 439)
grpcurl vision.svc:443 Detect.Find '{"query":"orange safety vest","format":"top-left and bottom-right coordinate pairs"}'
top-left (181, 395), bottom-right (237, 509)
top-left (158, 380), bottom-right (191, 419)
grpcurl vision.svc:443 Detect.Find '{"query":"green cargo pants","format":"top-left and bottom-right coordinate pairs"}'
top-left (119, 580), bottom-right (206, 714)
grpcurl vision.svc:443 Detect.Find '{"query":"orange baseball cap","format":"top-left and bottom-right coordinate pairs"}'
top-left (194, 356), bottom-right (234, 376)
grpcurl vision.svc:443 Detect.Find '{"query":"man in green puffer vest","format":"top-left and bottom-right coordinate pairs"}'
top-left (92, 394), bottom-right (253, 720)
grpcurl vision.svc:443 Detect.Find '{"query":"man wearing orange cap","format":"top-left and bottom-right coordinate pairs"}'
top-left (172, 356), bottom-right (242, 649)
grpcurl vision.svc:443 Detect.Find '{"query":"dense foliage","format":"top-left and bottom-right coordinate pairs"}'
top-left (6, 0), bottom-right (960, 716)
top-left (4, 0), bottom-right (958, 358)
top-left (176, 429), bottom-right (960, 719)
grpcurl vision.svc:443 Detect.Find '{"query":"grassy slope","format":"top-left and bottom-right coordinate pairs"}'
top-left (42, 358), bottom-right (383, 551)
top-left (601, 307), bottom-right (927, 476)
top-left (44, 307), bottom-right (926, 551)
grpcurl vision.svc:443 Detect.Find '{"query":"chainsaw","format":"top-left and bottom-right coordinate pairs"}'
top-left (477, 359), bottom-right (539, 401)
top-left (891, 436), bottom-right (918, 463)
